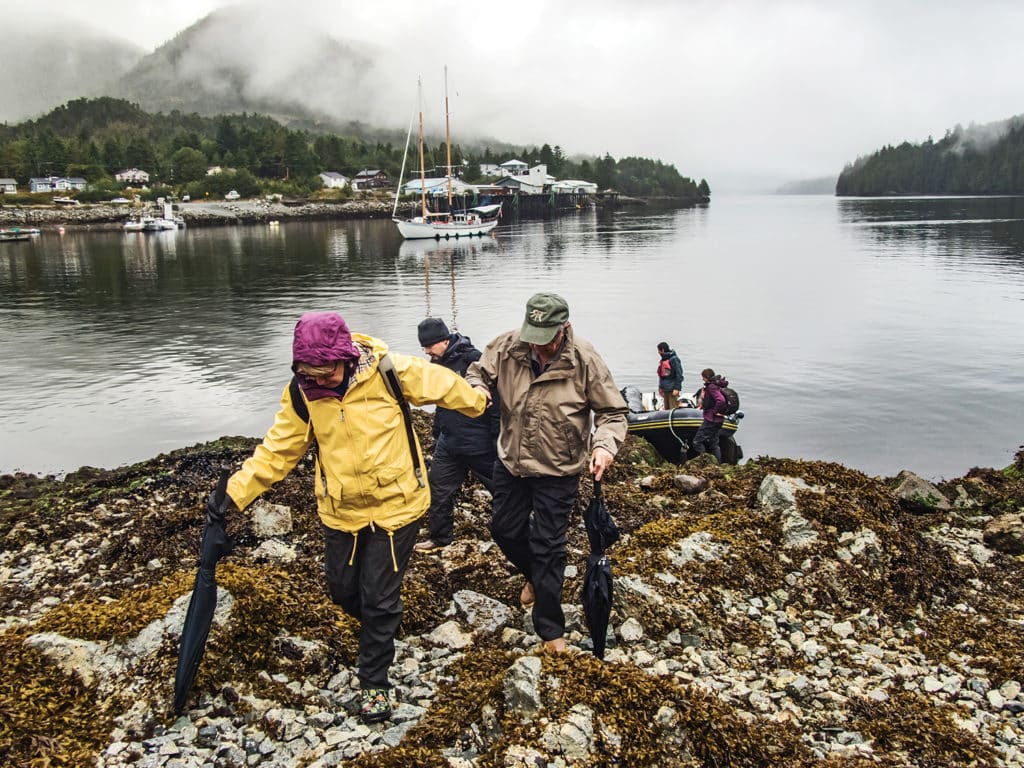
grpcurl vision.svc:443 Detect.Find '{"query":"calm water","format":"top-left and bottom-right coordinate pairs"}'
top-left (2, 195), bottom-right (1023, 480)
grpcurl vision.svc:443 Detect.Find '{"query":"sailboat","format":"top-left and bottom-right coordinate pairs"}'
top-left (392, 71), bottom-right (500, 241)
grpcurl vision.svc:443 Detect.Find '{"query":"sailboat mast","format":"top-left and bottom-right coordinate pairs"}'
top-left (417, 78), bottom-right (428, 219)
top-left (445, 66), bottom-right (453, 211)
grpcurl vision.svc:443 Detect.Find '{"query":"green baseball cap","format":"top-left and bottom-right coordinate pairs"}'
top-left (520, 292), bottom-right (569, 344)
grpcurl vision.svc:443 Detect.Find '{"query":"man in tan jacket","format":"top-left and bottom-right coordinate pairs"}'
top-left (466, 293), bottom-right (627, 652)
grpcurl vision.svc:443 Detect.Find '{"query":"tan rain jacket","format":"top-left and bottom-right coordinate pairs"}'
top-left (465, 326), bottom-right (627, 477)
top-left (227, 334), bottom-right (487, 534)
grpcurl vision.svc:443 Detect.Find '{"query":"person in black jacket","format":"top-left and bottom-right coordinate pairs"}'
top-left (414, 318), bottom-right (500, 552)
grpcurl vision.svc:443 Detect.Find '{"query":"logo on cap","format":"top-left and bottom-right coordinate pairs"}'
top-left (529, 308), bottom-right (546, 322)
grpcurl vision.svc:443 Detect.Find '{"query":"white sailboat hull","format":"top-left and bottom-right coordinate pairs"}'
top-left (393, 217), bottom-right (498, 240)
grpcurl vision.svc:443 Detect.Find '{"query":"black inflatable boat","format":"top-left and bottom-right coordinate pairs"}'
top-left (621, 386), bottom-right (744, 464)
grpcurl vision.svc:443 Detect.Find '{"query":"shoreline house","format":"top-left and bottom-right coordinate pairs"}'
top-left (401, 177), bottom-right (476, 199)
top-left (491, 163), bottom-right (553, 195)
top-left (352, 169), bottom-right (390, 190)
top-left (29, 176), bottom-right (87, 193)
top-left (499, 159), bottom-right (529, 177)
top-left (319, 171), bottom-right (349, 189)
top-left (551, 179), bottom-right (598, 195)
top-left (0, 178), bottom-right (17, 194)
top-left (115, 168), bottom-right (150, 185)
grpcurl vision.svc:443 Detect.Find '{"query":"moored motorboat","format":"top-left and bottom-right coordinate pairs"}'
top-left (621, 385), bottom-right (744, 464)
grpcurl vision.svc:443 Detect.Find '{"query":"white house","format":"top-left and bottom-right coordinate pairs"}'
top-left (29, 176), bottom-right (59, 193)
top-left (206, 166), bottom-right (224, 176)
top-left (402, 177), bottom-right (476, 197)
top-left (492, 176), bottom-right (544, 195)
top-left (319, 171), bottom-right (349, 189)
top-left (0, 178), bottom-right (16, 194)
top-left (478, 163), bottom-right (502, 177)
top-left (29, 176), bottom-right (87, 193)
top-left (499, 159), bottom-right (529, 176)
top-left (552, 179), bottom-right (598, 194)
top-left (57, 177), bottom-right (87, 191)
top-left (115, 168), bottom-right (150, 184)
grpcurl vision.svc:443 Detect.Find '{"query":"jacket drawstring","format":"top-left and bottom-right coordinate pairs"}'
top-left (348, 530), bottom-right (358, 566)
top-left (388, 530), bottom-right (398, 572)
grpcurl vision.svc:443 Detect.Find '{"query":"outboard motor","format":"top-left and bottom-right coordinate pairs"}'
top-left (620, 386), bottom-right (645, 414)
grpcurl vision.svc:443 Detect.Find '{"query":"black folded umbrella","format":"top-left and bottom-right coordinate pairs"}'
top-left (173, 468), bottom-right (233, 714)
top-left (582, 480), bottom-right (618, 659)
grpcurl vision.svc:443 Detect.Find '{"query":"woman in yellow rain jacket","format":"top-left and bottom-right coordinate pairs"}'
top-left (217, 311), bottom-right (486, 724)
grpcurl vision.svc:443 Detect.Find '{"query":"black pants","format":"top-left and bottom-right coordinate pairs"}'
top-left (490, 460), bottom-right (579, 641)
top-left (691, 420), bottom-right (723, 460)
top-left (425, 436), bottom-right (496, 544)
top-left (323, 518), bottom-right (418, 688)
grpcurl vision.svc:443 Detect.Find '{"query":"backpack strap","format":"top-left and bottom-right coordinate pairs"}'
top-left (289, 375), bottom-right (310, 423)
top-left (378, 353), bottom-right (426, 488)
top-left (288, 358), bottom-right (425, 490)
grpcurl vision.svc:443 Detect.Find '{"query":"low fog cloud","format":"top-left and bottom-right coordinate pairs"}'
top-left (8, 0), bottom-right (1024, 191)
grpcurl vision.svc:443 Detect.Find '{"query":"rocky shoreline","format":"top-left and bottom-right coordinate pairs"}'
top-left (1, 422), bottom-right (1022, 767)
top-left (0, 195), bottom-right (707, 231)
top-left (0, 199), bottom-right (415, 230)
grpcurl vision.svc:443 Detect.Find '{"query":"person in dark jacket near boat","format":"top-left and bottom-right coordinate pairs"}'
top-left (414, 317), bottom-right (500, 552)
top-left (692, 368), bottom-right (727, 460)
top-left (656, 342), bottom-right (684, 410)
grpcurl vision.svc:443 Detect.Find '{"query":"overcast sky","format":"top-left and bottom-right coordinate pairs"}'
top-left (10, 0), bottom-right (1024, 191)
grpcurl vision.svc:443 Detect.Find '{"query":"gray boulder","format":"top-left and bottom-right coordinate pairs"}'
top-left (893, 471), bottom-right (951, 513)
top-left (983, 513), bottom-right (1024, 555)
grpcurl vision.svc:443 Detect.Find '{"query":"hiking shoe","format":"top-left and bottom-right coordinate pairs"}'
top-left (359, 687), bottom-right (391, 724)
top-left (520, 581), bottom-right (535, 608)
top-left (413, 539), bottom-right (448, 552)
top-left (541, 637), bottom-right (568, 654)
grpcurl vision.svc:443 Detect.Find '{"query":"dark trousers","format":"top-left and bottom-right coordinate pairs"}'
top-left (692, 420), bottom-right (723, 460)
top-left (425, 437), bottom-right (496, 545)
top-left (323, 518), bottom-right (418, 689)
top-left (490, 460), bottom-right (579, 641)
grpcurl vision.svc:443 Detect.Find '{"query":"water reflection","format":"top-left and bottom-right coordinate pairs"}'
top-left (838, 196), bottom-right (1024, 273)
top-left (2, 199), bottom-right (1023, 479)
top-left (402, 237), bottom-right (501, 325)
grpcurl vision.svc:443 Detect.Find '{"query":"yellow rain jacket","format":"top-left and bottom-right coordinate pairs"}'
top-left (227, 334), bottom-right (487, 536)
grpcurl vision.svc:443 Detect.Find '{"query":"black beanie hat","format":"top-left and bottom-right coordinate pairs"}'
top-left (417, 317), bottom-right (450, 346)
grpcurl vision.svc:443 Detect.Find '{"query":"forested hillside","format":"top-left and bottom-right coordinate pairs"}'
top-left (0, 98), bottom-right (707, 201)
top-left (836, 117), bottom-right (1024, 196)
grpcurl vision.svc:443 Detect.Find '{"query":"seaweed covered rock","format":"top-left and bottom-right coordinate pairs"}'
top-left (1, 430), bottom-right (1023, 767)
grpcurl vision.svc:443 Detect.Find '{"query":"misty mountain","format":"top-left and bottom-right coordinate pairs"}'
top-left (112, 7), bottom-right (389, 133)
top-left (775, 175), bottom-right (837, 195)
top-left (0, 28), bottom-right (143, 124)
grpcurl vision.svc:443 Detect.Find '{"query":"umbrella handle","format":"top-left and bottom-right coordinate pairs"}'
top-left (214, 467), bottom-right (230, 504)
top-left (593, 479), bottom-right (602, 498)
top-left (208, 467), bottom-right (231, 523)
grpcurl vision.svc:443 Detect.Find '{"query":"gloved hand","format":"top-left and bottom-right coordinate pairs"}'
top-left (206, 487), bottom-right (234, 524)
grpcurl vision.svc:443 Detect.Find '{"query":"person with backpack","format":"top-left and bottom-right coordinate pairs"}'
top-left (413, 317), bottom-right (500, 552)
top-left (656, 341), bottom-right (684, 410)
top-left (692, 367), bottom-right (728, 460)
top-left (206, 311), bottom-right (486, 725)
